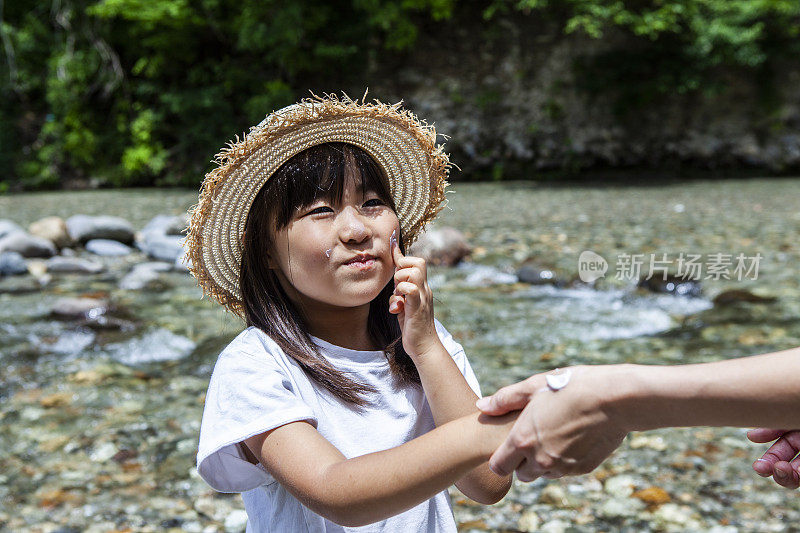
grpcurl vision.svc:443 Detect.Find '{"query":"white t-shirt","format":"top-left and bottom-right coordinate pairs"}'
top-left (196, 319), bottom-right (482, 533)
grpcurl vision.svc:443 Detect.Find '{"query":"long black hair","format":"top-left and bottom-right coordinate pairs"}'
top-left (239, 142), bottom-right (420, 406)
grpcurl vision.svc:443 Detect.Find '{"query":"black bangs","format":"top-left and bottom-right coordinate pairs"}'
top-left (264, 142), bottom-right (396, 229)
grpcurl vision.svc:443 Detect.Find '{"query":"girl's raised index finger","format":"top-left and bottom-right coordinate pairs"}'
top-left (390, 229), bottom-right (404, 268)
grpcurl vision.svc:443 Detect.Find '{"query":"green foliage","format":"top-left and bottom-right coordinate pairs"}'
top-left (1, 0), bottom-right (799, 189)
top-left (489, 0), bottom-right (800, 103)
top-left (1, 0), bottom-right (454, 190)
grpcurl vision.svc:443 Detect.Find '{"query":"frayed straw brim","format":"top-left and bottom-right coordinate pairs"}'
top-left (183, 92), bottom-right (451, 317)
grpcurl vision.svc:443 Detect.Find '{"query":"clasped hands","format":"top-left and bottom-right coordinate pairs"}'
top-left (476, 365), bottom-right (800, 488)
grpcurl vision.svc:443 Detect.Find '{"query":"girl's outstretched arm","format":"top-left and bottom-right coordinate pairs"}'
top-left (390, 244), bottom-right (512, 503)
top-left (244, 410), bottom-right (517, 527)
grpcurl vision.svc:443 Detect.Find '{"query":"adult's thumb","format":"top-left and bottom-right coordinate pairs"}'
top-left (476, 382), bottom-right (533, 415)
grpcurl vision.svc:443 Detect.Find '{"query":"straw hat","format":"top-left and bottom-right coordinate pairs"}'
top-left (183, 92), bottom-right (451, 317)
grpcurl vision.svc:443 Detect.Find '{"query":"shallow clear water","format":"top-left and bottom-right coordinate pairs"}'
top-left (1, 179), bottom-right (799, 532)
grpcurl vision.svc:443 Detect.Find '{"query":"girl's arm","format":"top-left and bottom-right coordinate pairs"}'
top-left (244, 409), bottom-right (517, 527)
top-left (390, 245), bottom-right (512, 503)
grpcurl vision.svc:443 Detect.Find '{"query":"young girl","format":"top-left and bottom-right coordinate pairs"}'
top-left (185, 94), bottom-right (518, 532)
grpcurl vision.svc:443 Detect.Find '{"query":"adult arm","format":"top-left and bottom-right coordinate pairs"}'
top-left (476, 346), bottom-right (800, 480)
top-left (244, 410), bottom-right (516, 527)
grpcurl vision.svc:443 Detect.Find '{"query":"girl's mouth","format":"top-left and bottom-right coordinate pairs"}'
top-left (343, 254), bottom-right (377, 269)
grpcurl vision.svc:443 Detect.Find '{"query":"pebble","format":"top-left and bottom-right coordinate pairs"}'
top-left (540, 519), bottom-right (570, 533)
top-left (629, 434), bottom-right (668, 451)
top-left (632, 486), bottom-right (671, 506)
top-left (599, 496), bottom-right (646, 518)
top-left (517, 510), bottom-right (541, 532)
top-left (224, 510), bottom-right (249, 532)
top-left (604, 474), bottom-right (637, 498)
top-left (652, 503), bottom-right (698, 528)
top-left (90, 442), bottom-right (118, 462)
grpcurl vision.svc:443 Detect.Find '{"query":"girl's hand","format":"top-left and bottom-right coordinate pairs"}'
top-left (389, 237), bottom-right (439, 359)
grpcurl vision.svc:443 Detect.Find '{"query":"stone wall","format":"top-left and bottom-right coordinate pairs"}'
top-left (362, 12), bottom-right (800, 179)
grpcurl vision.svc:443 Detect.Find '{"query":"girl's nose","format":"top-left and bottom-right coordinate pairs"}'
top-left (337, 206), bottom-right (371, 243)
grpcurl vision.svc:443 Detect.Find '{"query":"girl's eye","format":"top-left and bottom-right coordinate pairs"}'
top-left (363, 198), bottom-right (385, 208)
top-left (306, 206), bottom-right (334, 216)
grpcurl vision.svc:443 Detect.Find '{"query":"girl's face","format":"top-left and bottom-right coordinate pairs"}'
top-left (268, 176), bottom-right (401, 313)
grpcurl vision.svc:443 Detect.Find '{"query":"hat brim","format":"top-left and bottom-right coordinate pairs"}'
top-left (184, 94), bottom-right (450, 317)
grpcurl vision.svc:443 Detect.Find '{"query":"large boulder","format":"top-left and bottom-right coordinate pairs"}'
top-left (28, 216), bottom-right (73, 249)
top-left (0, 231), bottom-right (57, 258)
top-left (66, 215), bottom-right (135, 245)
top-left (408, 226), bottom-right (471, 267)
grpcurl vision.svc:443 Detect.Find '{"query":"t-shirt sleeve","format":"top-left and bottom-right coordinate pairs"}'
top-left (434, 318), bottom-right (482, 398)
top-left (196, 333), bottom-right (317, 493)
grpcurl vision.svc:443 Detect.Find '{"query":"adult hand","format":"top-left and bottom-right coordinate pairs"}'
top-left (476, 366), bottom-right (629, 481)
top-left (748, 428), bottom-right (800, 489)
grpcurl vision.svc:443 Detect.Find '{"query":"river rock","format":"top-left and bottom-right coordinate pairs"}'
top-left (517, 511), bottom-right (541, 532)
top-left (0, 231), bottom-right (57, 258)
top-left (137, 215), bottom-right (186, 262)
top-left (408, 226), bottom-right (470, 266)
top-left (45, 256), bottom-right (105, 274)
top-left (51, 297), bottom-right (109, 319)
top-left (28, 216), bottom-right (73, 248)
top-left (138, 233), bottom-right (185, 262)
top-left (517, 260), bottom-right (558, 285)
top-left (712, 289), bottom-right (777, 305)
top-left (120, 262), bottom-right (172, 290)
top-left (638, 274), bottom-right (702, 297)
top-left (141, 214), bottom-right (186, 236)
top-left (85, 239), bottom-right (132, 256)
top-left (0, 219), bottom-right (24, 239)
top-left (599, 496), bottom-right (646, 518)
top-left (632, 486), bottom-right (671, 507)
top-left (66, 214), bottom-right (134, 244)
top-left (604, 474), bottom-right (637, 498)
top-left (0, 251), bottom-right (27, 276)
